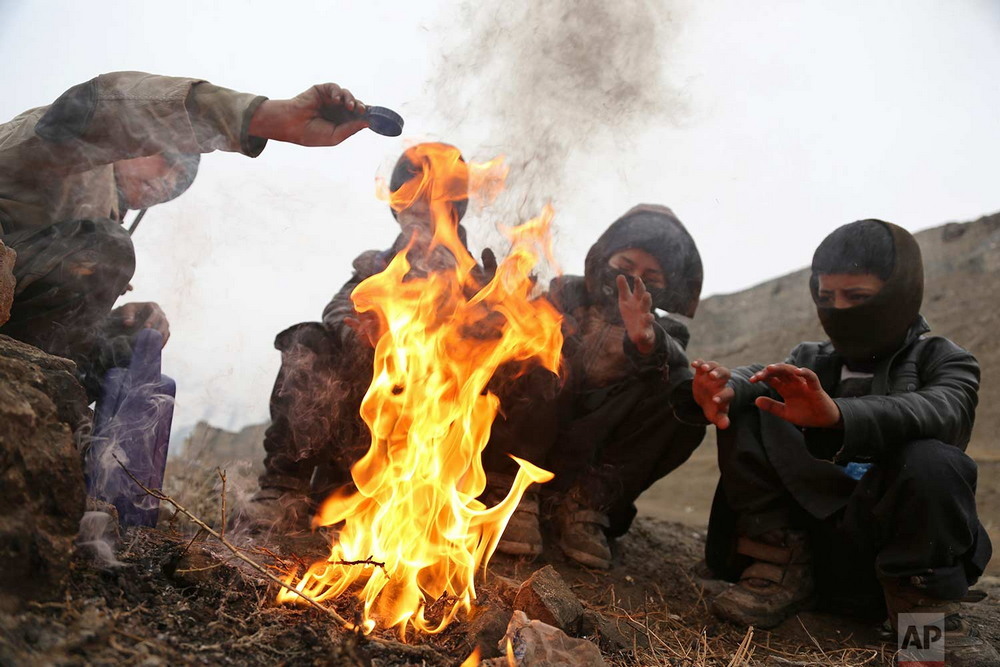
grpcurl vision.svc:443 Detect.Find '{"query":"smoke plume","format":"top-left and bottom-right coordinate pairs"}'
top-left (429, 0), bottom-right (686, 228)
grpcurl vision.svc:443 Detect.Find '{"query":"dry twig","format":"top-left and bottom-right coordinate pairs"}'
top-left (112, 456), bottom-right (353, 630)
top-left (796, 615), bottom-right (829, 660)
top-left (726, 626), bottom-right (755, 667)
top-left (217, 467), bottom-right (227, 541)
top-left (334, 556), bottom-right (389, 577)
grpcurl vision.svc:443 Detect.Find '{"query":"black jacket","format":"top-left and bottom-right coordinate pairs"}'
top-left (723, 316), bottom-right (979, 463)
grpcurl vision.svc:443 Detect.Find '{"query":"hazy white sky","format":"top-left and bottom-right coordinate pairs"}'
top-left (3, 0), bottom-right (1000, 432)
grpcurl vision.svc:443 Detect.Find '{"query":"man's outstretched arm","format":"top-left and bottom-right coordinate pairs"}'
top-left (6, 71), bottom-right (368, 175)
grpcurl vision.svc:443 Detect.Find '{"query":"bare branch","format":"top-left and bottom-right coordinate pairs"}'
top-left (112, 455), bottom-right (353, 630)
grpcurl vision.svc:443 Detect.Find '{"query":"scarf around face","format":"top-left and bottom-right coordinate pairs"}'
top-left (810, 221), bottom-right (924, 363)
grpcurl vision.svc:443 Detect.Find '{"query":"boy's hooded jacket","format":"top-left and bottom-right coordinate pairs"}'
top-left (551, 204), bottom-right (703, 393)
top-left (545, 205), bottom-right (707, 534)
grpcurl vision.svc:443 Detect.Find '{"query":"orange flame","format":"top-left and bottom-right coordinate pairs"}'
top-left (460, 646), bottom-right (482, 667)
top-left (278, 144), bottom-right (562, 638)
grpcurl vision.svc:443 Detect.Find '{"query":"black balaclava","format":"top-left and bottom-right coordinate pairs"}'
top-left (583, 204), bottom-right (703, 319)
top-left (810, 219), bottom-right (923, 363)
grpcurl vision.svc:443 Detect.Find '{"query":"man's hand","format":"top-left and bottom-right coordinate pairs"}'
top-left (248, 83), bottom-right (368, 147)
top-left (617, 274), bottom-right (656, 355)
top-left (750, 363), bottom-right (841, 428)
top-left (114, 302), bottom-right (170, 346)
top-left (691, 359), bottom-right (735, 429)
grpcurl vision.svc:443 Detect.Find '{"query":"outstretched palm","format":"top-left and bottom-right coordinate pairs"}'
top-left (617, 274), bottom-right (656, 355)
top-left (691, 360), bottom-right (735, 429)
top-left (750, 364), bottom-right (841, 428)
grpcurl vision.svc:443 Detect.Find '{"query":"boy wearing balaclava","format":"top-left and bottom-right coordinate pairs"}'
top-left (685, 220), bottom-right (994, 664)
top-left (545, 204), bottom-right (707, 569)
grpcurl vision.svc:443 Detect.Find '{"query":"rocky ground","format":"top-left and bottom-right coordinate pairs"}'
top-left (11, 507), bottom-right (997, 666)
top-left (6, 430), bottom-right (1000, 667)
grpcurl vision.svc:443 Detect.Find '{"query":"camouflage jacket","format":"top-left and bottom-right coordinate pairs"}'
top-left (0, 71), bottom-right (267, 237)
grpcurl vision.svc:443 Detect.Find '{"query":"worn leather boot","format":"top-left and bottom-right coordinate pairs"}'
top-left (556, 493), bottom-right (612, 570)
top-left (483, 476), bottom-right (544, 558)
top-left (711, 529), bottom-right (815, 629)
top-left (499, 491), bottom-right (543, 557)
top-left (883, 578), bottom-right (1000, 667)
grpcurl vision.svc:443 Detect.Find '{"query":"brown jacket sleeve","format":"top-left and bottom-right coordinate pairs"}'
top-left (2, 71), bottom-right (268, 177)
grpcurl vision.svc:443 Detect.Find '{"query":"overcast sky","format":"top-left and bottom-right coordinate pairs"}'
top-left (3, 0), bottom-right (1000, 433)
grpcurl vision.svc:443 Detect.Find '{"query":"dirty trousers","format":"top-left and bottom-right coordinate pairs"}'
top-left (550, 374), bottom-right (706, 537)
top-left (707, 408), bottom-right (992, 607)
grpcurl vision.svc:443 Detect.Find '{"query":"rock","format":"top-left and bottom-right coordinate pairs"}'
top-left (0, 240), bottom-right (14, 326)
top-left (0, 335), bottom-right (89, 611)
top-left (0, 336), bottom-right (90, 431)
top-left (466, 602), bottom-right (514, 658)
top-left (513, 565), bottom-right (584, 633)
top-left (500, 610), bottom-right (608, 666)
top-left (488, 573), bottom-right (522, 606)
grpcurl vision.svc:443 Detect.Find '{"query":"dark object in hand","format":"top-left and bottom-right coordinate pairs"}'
top-left (364, 106), bottom-right (404, 136)
top-left (320, 104), bottom-right (404, 137)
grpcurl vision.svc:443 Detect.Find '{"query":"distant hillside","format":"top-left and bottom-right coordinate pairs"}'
top-left (686, 211), bottom-right (1000, 454)
top-left (172, 421), bottom-right (268, 470)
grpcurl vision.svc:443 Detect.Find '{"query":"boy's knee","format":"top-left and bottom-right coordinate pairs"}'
top-left (894, 439), bottom-right (977, 487)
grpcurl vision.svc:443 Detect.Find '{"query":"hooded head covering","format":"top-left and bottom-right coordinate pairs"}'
top-left (810, 219), bottom-right (923, 362)
top-left (388, 142), bottom-right (469, 222)
top-left (583, 204), bottom-right (703, 318)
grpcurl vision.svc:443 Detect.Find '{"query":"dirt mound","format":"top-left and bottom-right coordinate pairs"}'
top-left (0, 335), bottom-right (89, 612)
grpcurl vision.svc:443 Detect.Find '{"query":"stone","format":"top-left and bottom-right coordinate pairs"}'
top-left (0, 240), bottom-right (14, 327)
top-left (513, 565), bottom-right (584, 633)
top-left (500, 610), bottom-right (607, 667)
top-left (466, 602), bottom-right (513, 658)
top-left (0, 335), bottom-right (90, 611)
top-left (488, 573), bottom-right (522, 606)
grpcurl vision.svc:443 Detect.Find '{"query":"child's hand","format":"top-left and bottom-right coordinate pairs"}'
top-left (617, 274), bottom-right (655, 355)
top-left (750, 363), bottom-right (842, 428)
top-left (691, 359), bottom-right (735, 429)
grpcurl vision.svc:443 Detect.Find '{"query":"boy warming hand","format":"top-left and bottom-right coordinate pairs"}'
top-left (748, 364), bottom-right (841, 429)
top-left (687, 219), bottom-right (994, 666)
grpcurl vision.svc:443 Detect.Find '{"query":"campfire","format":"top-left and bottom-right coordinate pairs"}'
top-left (276, 144), bottom-right (564, 638)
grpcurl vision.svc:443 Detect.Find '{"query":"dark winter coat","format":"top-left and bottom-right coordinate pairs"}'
top-left (731, 316), bottom-right (977, 461)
